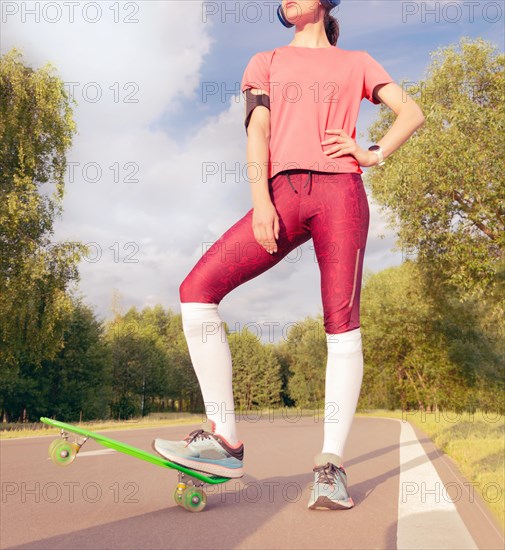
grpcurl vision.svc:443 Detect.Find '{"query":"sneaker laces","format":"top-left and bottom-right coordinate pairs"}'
top-left (314, 462), bottom-right (340, 487)
top-left (183, 428), bottom-right (212, 446)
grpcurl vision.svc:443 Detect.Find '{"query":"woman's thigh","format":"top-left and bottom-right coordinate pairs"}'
top-left (307, 173), bottom-right (370, 334)
top-left (179, 174), bottom-right (312, 304)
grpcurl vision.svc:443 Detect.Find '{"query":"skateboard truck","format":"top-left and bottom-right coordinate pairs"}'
top-left (74, 435), bottom-right (89, 449)
top-left (178, 470), bottom-right (205, 487)
top-left (58, 428), bottom-right (88, 449)
top-left (174, 471), bottom-right (207, 511)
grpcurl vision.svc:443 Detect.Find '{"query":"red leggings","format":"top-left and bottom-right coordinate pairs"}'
top-left (179, 169), bottom-right (370, 334)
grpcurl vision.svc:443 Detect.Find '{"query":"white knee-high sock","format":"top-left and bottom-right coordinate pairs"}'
top-left (322, 328), bottom-right (364, 461)
top-left (180, 302), bottom-right (238, 445)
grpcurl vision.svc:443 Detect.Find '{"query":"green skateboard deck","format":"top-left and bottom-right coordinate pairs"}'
top-left (40, 416), bottom-right (231, 512)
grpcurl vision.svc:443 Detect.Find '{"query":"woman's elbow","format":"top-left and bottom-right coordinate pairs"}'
top-left (411, 101), bottom-right (426, 127)
top-left (402, 103), bottom-right (425, 130)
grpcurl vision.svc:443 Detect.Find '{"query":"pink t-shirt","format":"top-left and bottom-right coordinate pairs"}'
top-left (241, 46), bottom-right (395, 179)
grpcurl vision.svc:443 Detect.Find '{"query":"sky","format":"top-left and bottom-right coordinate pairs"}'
top-left (1, 0), bottom-right (503, 343)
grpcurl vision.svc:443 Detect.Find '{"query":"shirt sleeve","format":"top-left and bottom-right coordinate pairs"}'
top-left (362, 51), bottom-right (395, 104)
top-left (241, 52), bottom-right (270, 95)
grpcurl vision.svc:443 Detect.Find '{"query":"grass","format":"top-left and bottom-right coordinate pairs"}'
top-left (2, 407), bottom-right (503, 530)
top-left (0, 413), bottom-right (206, 439)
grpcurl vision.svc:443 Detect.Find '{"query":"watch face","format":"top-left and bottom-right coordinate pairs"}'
top-left (369, 145), bottom-right (380, 151)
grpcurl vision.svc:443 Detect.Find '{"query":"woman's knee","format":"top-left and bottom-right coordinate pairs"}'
top-left (324, 316), bottom-right (361, 335)
top-left (179, 273), bottom-right (206, 303)
top-left (179, 268), bottom-right (224, 303)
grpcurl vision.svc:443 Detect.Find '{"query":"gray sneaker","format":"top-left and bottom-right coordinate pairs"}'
top-left (152, 419), bottom-right (244, 478)
top-left (307, 452), bottom-right (355, 510)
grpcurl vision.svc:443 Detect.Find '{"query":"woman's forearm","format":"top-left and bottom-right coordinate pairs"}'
top-left (246, 127), bottom-right (271, 207)
top-left (376, 104), bottom-right (425, 161)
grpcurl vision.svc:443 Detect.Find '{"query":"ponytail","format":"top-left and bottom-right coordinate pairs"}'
top-left (324, 9), bottom-right (340, 46)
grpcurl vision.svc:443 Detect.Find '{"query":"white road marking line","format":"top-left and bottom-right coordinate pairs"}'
top-left (396, 419), bottom-right (478, 549)
top-left (47, 449), bottom-right (117, 459)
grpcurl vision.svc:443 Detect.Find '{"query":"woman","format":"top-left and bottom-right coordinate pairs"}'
top-left (153, 0), bottom-right (425, 510)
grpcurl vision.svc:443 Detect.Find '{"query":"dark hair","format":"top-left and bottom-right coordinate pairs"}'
top-left (324, 9), bottom-right (340, 46)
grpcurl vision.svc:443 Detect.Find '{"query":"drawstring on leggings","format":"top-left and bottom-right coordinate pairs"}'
top-left (286, 170), bottom-right (313, 195)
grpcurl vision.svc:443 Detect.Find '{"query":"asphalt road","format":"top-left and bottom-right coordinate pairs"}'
top-left (1, 415), bottom-right (503, 549)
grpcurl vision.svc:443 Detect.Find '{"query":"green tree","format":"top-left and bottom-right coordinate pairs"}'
top-left (1, 298), bottom-right (112, 422)
top-left (0, 48), bottom-right (88, 374)
top-left (163, 311), bottom-right (204, 413)
top-left (360, 261), bottom-right (504, 413)
top-left (106, 307), bottom-right (172, 418)
top-left (270, 340), bottom-right (296, 407)
top-left (284, 317), bottom-right (328, 408)
top-left (227, 326), bottom-right (283, 411)
top-left (367, 37), bottom-right (504, 303)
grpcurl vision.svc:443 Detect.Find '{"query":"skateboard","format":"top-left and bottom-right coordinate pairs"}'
top-left (40, 417), bottom-right (231, 512)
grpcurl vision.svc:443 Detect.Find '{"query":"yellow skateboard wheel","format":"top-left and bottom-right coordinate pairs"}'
top-left (173, 482), bottom-right (187, 506)
top-left (48, 438), bottom-right (61, 458)
top-left (50, 440), bottom-right (79, 466)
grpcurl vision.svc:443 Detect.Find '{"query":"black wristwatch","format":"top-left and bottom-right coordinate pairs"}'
top-left (368, 144), bottom-right (385, 166)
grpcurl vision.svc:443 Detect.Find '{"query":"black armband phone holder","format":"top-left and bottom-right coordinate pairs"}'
top-left (244, 88), bottom-right (270, 135)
